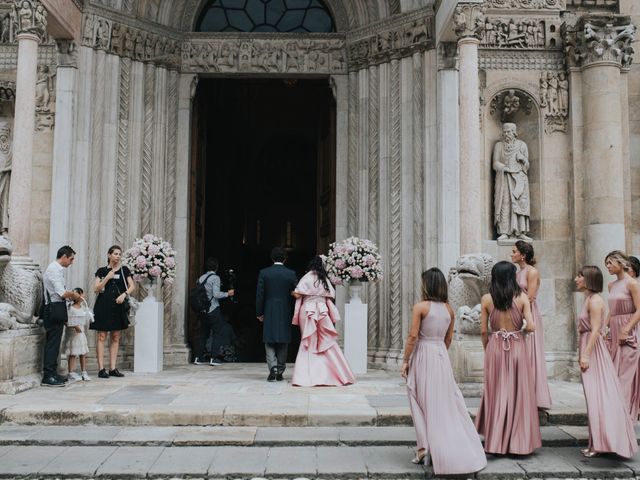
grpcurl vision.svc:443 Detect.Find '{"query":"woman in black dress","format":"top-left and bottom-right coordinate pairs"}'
top-left (90, 245), bottom-right (135, 378)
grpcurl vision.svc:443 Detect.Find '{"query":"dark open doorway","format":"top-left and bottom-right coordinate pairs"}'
top-left (188, 78), bottom-right (336, 363)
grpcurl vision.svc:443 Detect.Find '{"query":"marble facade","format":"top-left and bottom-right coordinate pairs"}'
top-left (0, 0), bottom-right (637, 382)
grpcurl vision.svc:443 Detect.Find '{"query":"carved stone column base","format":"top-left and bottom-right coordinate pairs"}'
top-left (0, 327), bottom-right (44, 394)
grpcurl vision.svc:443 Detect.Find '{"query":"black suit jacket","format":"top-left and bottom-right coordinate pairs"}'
top-left (256, 264), bottom-right (297, 343)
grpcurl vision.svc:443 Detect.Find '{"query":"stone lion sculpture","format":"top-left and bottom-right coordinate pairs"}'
top-left (0, 302), bottom-right (36, 330)
top-left (0, 235), bottom-right (42, 324)
top-left (448, 253), bottom-right (494, 335)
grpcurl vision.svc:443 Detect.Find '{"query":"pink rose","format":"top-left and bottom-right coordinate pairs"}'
top-left (363, 254), bottom-right (375, 266)
top-left (135, 255), bottom-right (147, 268)
top-left (143, 234), bottom-right (154, 242)
top-left (335, 259), bottom-right (346, 269)
top-left (349, 266), bottom-right (363, 279)
top-left (166, 257), bottom-right (176, 268)
top-left (148, 244), bottom-right (160, 256)
top-left (149, 266), bottom-right (162, 277)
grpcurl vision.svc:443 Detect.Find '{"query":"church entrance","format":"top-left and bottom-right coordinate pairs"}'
top-left (188, 78), bottom-right (336, 363)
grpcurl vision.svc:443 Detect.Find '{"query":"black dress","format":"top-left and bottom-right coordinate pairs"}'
top-left (90, 266), bottom-right (132, 332)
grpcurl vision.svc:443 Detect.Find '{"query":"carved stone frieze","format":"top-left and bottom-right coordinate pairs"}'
top-left (453, 3), bottom-right (486, 40)
top-left (566, 0), bottom-right (617, 10)
top-left (82, 13), bottom-right (181, 68)
top-left (481, 18), bottom-right (548, 49)
top-left (183, 37), bottom-right (346, 74)
top-left (484, 0), bottom-right (565, 9)
top-left (479, 50), bottom-right (565, 70)
top-left (540, 71), bottom-right (568, 133)
top-left (13, 0), bottom-right (46, 40)
top-left (347, 16), bottom-right (433, 70)
top-left (564, 15), bottom-right (636, 69)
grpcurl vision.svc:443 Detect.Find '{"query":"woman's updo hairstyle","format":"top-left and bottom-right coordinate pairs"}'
top-left (605, 250), bottom-right (631, 272)
top-left (515, 240), bottom-right (536, 266)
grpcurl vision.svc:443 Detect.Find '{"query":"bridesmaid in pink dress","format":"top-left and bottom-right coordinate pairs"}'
top-left (605, 250), bottom-right (640, 419)
top-left (512, 241), bottom-right (552, 409)
top-left (291, 256), bottom-right (355, 387)
top-left (475, 261), bottom-right (541, 455)
top-left (401, 268), bottom-right (486, 475)
top-left (575, 265), bottom-right (638, 458)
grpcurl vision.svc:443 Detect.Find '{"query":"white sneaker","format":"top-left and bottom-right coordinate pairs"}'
top-left (193, 357), bottom-right (206, 365)
top-left (81, 371), bottom-right (91, 381)
top-left (210, 359), bottom-right (222, 366)
top-left (68, 372), bottom-right (82, 382)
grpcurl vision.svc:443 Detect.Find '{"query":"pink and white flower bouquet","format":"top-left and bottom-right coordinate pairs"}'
top-left (123, 234), bottom-right (177, 285)
top-left (325, 237), bottom-right (383, 285)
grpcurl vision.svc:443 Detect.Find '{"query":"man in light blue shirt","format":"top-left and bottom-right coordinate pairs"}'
top-left (193, 257), bottom-right (234, 365)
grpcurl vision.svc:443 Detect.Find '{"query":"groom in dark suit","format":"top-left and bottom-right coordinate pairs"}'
top-left (256, 247), bottom-right (297, 382)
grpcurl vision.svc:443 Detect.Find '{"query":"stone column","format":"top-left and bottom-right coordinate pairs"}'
top-left (8, 0), bottom-right (46, 257)
top-left (454, 3), bottom-right (484, 254)
top-left (569, 16), bottom-right (636, 267)
top-left (437, 42), bottom-right (460, 270)
top-left (49, 40), bottom-right (77, 260)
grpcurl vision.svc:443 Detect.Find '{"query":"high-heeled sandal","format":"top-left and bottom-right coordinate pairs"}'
top-left (582, 449), bottom-right (600, 458)
top-left (411, 450), bottom-right (429, 464)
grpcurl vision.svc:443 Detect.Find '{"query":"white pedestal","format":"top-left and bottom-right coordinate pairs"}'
top-left (134, 297), bottom-right (164, 373)
top-left (344, 301), bottom-right (368, 374)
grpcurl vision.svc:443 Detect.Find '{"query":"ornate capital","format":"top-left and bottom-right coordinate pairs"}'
top-left (564, 15), bottom-right (636, 69)
top-left (453, 3), bottom-right (486, 41)
top-left (13, 0), bottom-right (47, 41)
top-left (55, 39), bottom-right (77, 68)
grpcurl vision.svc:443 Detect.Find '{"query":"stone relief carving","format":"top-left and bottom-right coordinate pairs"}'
top-left (479, 50), bottom-right (565, 70)
top-left (453, 3), bottom-right (486, 40)
top-left (56, 39), bottom-right (77, 67)
top-left (183, 38), bottom-right (346, 74)
top-left (489, 89), bottom-right (534, 122)
top-left (0, 119), bottom-right (10, 232)
top-left (82, 14), bottom-right (181, 67)
top-left (0, 302), bottom-right (36, 330)
top-left (482, 18), bottom-right (546, 48)
top-left (564, 16), bottom-right (636, 69)
top-left (540, 71), bottom-right (568, 133)
top-left (484, 0), bottom-right (565, 8)
top-left (0, 235), bottom-right (42, 318)
top-left (34, 64), bottom-right (54, 130)
top-left (13, 0), bottom-right (46, 40)
top-left (448, 253), bottom-right (494, 335)
top-left (347, 17), bottom-right (433, 70)
top-left (493, 122), bottom-right (532, 242)
top-left (0, 80), bottom-right (15, 102)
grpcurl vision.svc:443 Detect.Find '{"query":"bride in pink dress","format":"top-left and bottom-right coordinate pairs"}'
top-left (291, 256), bottom-right (355, 387)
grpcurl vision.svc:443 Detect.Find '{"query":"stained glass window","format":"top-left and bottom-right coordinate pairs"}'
top-left (196, 0), bottom-right (335, 33)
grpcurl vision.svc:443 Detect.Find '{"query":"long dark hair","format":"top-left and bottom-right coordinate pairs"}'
top-left (515, 240), bottom-right (536, 266)
top-left (308, 256), bottom-right (330, 292)
top-left (490, 261), bottom-right (521, 311)
top-left (420, 268), bottom-right (448, 303)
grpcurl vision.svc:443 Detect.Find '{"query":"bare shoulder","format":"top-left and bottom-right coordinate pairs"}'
top-left (627, 278), bottom-right (640, 291)
top-left (527, 266), bottom-right (540, 279)
top-left (589, 294), bottom-right (604, 309)
top-left (444, 302), bottom-right (455, 317)
top-left (516, 291), bottom-right (530, 307)
top-left (481, 293), bottom-right (492, 308)
top-left (412, 301), bottom-right (430, 316)
top-left (608, 280), bottom-right (615, 291)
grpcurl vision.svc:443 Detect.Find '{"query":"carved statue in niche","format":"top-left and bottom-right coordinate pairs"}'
top-left (95, 19), bottom-right (110, 50)
top-left (540, 71), bottom-right (568, 133)
top-left (0, 13), bottom-right (11, 43)
top-left (489, 89), bottom-right (533, 123)
top-left (35, 65), bottom-right (53, 112)
top-left (0, 120), bottom-right (11, 233)
top-left (493, 122), bottom-right (531, 242)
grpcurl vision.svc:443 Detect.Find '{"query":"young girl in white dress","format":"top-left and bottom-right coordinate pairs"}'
top-left (65, 287), bottom-right (93, 381)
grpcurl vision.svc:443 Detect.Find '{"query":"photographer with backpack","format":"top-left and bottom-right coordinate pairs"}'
top-left (191, 257), bottom-right (235, 366)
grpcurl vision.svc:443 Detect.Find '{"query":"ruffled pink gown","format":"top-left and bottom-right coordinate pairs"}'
top-left (517, 266), bottom-right (552, 409)
top-left (608, 278), bottom-right (639, 419)
top-left (291, 272), bottom-right (355, 387)
top-left (406, 302), bottom-right (486, 475)
top-left (475, 302), bottom-right (541, 455)
top-left (578, 297), bottom-right (638, 457)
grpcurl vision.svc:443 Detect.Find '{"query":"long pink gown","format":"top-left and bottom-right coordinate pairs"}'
top-left (578, 296), bottom-right (638, 458)
top-left (475, 302), bottom-right (541, 455)
top-left (517, 266), bottom-right (552, 409)
top-left (608, 278), bottom-right (639, 419)
top-left (291, 272), bottom-right (355, 387)
top-left (406, 302), bottom-right (486, 475)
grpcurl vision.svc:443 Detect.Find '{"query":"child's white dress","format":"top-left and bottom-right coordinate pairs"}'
top-left (65, 303), bottom-right (92, 356)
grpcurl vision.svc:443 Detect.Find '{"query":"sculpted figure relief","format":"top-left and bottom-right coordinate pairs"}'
top-left (0, 120), bottom-right (11, 233)
top-left (0, 235), bottom-right (42, 319)
top-left (493, 123), bottom-right (532, 242)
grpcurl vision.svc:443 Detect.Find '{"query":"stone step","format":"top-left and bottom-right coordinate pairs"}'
top-left (0, 425), bottom-right (623, 448)
top-left (0, 444), bottom-right (638, 479)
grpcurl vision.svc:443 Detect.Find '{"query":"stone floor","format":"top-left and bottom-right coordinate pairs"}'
top-left (0, 363), bottom-right (587, 427)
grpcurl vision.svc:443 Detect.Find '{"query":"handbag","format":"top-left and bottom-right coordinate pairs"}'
top-left (41, 288), bottom-right (68, 325)
top-left (116, 269), bottom-right (138, 326)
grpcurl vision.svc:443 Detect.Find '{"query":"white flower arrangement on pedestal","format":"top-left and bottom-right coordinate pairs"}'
top-left (325, 236), bottom-right (383, 286)
top-left (123, 234), bottom-right (177, 285)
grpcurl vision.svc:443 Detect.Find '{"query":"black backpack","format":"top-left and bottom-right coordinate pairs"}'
top-left (189, 273), bottom-right (214, 314)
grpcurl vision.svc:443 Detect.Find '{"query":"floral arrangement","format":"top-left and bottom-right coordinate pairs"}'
top-left (325, 236), bottom-right (383, 285)
top-left (123, 234), bottom-right (177, 285)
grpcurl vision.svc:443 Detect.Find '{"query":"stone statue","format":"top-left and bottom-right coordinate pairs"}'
top-left (448, 253), bottom-right (494, 335)
top-left (0, 235), bottom-right (43, 317)
top-left (13, 0), bottom-right (46, 39)
top-left (0, 302), bottom-right (36, 330)
top-left (493, 122), bottom-right (532, 241)
top-left (0, 120), bottom-right (11, 232)
top-left (35, 64), bottom-right (54, 112)
top-left (502, 89), bottom-right (520, 117)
